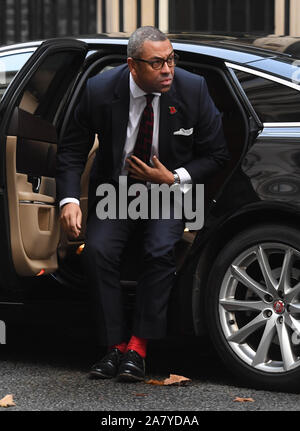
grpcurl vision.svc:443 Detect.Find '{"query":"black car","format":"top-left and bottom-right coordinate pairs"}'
top-left (1, 34), bottom-right (300, 391)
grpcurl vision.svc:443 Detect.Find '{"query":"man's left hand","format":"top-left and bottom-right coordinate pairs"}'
top-left (126, 155), bottom-right (174, 185)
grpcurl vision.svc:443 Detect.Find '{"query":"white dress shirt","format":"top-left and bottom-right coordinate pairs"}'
top-left (60, 73), bottom-right (191, 208)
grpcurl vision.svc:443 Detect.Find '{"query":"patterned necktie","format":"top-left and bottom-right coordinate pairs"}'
top-left (133, 94), bottom-right (154, 165)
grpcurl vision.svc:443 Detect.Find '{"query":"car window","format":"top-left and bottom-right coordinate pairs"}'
top-left (234, 70), bottom-right (300, 123)
top-left (16, 51), bottom-right (82, 125)
top-left (0, 51), bottom-right (33, 101)
top-left (94, 61), bottom-right (125, 76)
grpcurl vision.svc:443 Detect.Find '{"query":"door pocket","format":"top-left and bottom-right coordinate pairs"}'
top-left (19, 203), bottom-right (59, 260)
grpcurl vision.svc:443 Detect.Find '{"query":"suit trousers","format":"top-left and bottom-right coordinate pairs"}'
top-left (82, 190), bottom-right (185, 346)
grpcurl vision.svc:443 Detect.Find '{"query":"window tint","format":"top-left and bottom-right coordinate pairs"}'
top-left (17, 51), bottom-right (80, 124)
top-left (0, 51), bottom-right (33, 100)
top-left (235, 70), bottom-right (300, 123)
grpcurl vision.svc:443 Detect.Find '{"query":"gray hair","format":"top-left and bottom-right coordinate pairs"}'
top-left (127, 26), bottom-right (168, 58)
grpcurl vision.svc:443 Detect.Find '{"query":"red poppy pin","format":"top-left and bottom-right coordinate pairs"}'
top-left (169, 106), bottom-right (177, 115)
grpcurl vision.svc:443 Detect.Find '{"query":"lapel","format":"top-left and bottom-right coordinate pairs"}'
top-left (111, 65), bottom-right (130, 177)
top-left (158, 80), bottom-right (182, 166)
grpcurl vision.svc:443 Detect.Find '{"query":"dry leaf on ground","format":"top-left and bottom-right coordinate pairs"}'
top-left (164, 374), bottom-right (191, 386)
top-left (145, 379), bottom-right (165, 385)
top-left (0, 394), bottom-right (16, 408)
top-left (145, 374), bottom-right (191, 386)
top-left (234, 397), bottom-right (255, 403)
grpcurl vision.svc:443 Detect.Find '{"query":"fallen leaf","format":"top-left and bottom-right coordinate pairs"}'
top-left (145, 374), bottom-right (191, 386)
top-left (134, 393), bottom-right (148, 397)
top-left (234, 397), bottom-right (255, 403)
top-left (164, 374), bottom-right (191, 386)
top-left (0, 394), bottom-right (16, 408)
top-left (145, 379), bottom-right (165, 385)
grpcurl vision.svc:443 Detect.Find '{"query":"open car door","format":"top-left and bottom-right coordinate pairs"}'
top-left (0, 38), bottom-right (88, 278)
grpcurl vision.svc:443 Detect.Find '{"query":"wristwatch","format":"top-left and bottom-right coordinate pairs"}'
top-left (172, 171), bottom-right (181, 185)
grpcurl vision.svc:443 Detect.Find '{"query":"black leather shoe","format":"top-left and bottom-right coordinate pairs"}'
top-left (89, 348), bottom-right (123, 379)
top-left (117, 350), bottom-right (145, 382)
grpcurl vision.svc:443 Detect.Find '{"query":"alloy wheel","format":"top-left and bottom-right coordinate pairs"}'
top-left (219, 243), bottom-right (300, 373)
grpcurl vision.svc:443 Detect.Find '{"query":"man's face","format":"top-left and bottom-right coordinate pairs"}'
top-left (128, 39), bottom-right (175, 94)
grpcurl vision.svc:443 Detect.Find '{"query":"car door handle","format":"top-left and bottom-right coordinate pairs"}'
top-left (27, 175), bottom-right (41, 194)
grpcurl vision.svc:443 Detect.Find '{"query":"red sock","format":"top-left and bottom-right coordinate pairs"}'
top-left (109, 342), bottom-right (127, 353)
top-left (126, 335), bottom-right (147, 358)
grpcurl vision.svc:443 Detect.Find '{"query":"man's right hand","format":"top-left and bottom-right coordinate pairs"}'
top-left (59, 203), bottom-right (82, 239)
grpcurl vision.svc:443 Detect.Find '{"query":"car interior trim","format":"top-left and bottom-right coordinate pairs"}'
top-left (6, 136), bottom-right (59, 275)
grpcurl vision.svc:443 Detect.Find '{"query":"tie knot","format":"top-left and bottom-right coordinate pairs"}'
top-left (146, 94), bottom-right (154, 105)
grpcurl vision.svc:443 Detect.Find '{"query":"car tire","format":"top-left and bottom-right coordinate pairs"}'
top-left (206, 223), bottom-right (300, 391)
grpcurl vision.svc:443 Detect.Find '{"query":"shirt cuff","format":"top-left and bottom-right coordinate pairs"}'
top-left (174, 167), bottom-right (192, 184)
top-left (174, 167), bottom-right (192, 193)
top-left (59, 197), bottom-right (80, 208)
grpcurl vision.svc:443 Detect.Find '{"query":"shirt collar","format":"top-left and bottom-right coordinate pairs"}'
top-left (130, 73), bottom-right (161, 99)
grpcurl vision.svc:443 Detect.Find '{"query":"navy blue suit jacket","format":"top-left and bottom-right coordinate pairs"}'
top-left (56, 64), bottom-right (229, 212)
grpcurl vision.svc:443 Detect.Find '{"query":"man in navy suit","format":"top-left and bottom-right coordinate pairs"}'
top-left (56, 26), bottom-right (229, 382)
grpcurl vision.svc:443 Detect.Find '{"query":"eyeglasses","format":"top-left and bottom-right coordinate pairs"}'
top-left (132, 53), bottom-right (179, 70)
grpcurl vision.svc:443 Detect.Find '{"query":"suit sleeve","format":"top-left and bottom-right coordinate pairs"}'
top-left (182, 77), bottom-right (230, 184)
top-left (56, 80), bottom-right (95, 203)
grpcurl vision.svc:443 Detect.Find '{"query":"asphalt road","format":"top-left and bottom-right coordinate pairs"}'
top-left (1, 325), bottom-right (300, 418)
